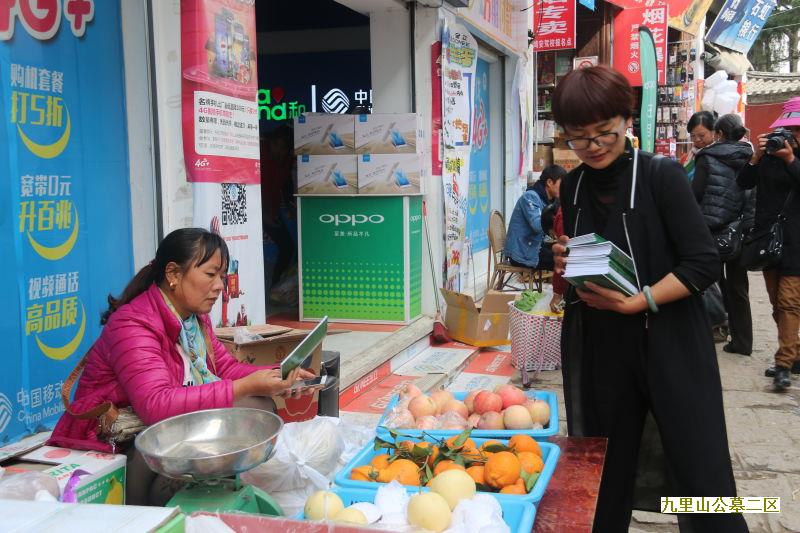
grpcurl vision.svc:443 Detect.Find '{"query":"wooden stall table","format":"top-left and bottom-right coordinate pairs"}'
top-left (533, 436), bottom-right (607, 533)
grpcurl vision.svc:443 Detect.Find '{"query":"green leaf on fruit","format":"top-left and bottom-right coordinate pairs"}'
top-left (482, 444), bottom-right (510, 453)
top-left (476, 483), bottom-right (494, 492)
top-left (525, 472), bottom-right (540, 492)
top-left (452, 428), bottom-right (471, 448)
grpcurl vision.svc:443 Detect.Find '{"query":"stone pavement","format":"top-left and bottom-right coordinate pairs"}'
top-left (525, 274), bottom-right (800, 532)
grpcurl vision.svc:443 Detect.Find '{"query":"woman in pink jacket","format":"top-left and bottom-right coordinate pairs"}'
top-left (49, 228), bottom-right (312, 504)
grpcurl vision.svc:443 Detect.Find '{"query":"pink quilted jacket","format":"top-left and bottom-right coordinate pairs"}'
top-left (48, 283), bottom-right (271, 452)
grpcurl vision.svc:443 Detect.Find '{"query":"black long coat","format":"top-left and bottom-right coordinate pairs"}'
top-left (560, 150), bottom-right (746, 532)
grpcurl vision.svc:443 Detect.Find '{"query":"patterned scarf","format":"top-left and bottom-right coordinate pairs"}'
top-left (160, 289), bottom-right (220, 385)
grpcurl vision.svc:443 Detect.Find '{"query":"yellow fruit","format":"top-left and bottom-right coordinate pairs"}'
top-left (484, 451), bottom-right (521, 489)
top-left (427, 469), bottom-right (477, 510)
top-left (105, 477), bottom-right (123, 505)
top-left (333, 507), bottom-right (368, 525)
top-left (508, 435), bottom-right (542, 456)
top-left (304, 490), bottom-right (345, 520)
top-left (407, 492), bottom-right (452, 532)
top-left (518, 451), bottom-right (544, 474)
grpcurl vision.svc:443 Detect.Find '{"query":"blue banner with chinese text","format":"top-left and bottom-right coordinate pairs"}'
top-left (706, 0), bottom-right (777, 54)
top-left (0, 0), bottom-right (132, 447)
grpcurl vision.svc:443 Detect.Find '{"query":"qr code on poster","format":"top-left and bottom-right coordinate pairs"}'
top-left (221, 184), bottom-right (247, 226)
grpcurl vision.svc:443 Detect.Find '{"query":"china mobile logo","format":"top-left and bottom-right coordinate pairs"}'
top-left (0, 393), bottom-right (12, 433)
top-left (0, 0), bottom-right (94, 41)
top-left (319, 214), bottom-right (385, 226)
top-left (321, 88), bottom-right (350, 114)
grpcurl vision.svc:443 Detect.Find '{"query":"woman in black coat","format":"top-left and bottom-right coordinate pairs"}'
top-left (551, 66), bottom-right (746, 533)
top-left (693, 114), bottom-right (754, 355)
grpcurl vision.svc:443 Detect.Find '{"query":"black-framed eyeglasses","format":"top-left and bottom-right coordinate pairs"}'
top-left (564, 132), bottom-right (619, 150)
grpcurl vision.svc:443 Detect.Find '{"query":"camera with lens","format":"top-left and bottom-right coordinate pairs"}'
top-left (765, 128), bottom-right (796, 154)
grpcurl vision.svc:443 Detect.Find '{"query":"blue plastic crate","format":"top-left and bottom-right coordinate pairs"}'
top-left (376, 390), bottom-right (559, 439)
top-left (297, 486), bottom-right (537, 533)
top-left (334, 435), bottom-right (560, 504)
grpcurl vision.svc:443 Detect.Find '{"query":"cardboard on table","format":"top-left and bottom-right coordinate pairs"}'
top-left (440, 290), bottom-right (516, 347)
top-left (0, 500), bottom-right (182, 532)
top-left (2, 445), bottom-right (126, 504)
top-left (533, 144), bottom-right (553, 171)
top-left (219, 327), bottom-right (323, 423)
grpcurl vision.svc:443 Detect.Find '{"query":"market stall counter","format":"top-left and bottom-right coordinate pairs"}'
top-left (298, 194), bottom-right (423, 324)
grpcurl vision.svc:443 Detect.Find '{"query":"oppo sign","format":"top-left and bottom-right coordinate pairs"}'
top-left (319, 213), bottom-right (385, 226)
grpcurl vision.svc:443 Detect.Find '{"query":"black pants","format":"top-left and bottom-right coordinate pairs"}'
top-left (581, 310), bottom-right (747, 533)
top-left (720, 259), bottom-right (752, 353)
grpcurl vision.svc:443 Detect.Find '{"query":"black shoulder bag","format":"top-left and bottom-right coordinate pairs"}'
top-left (713, 215), bottom-right (744, 263)
top-left (740, 189), bottom-right (795, 271)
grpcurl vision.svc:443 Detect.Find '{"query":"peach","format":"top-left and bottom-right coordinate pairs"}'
top-left (496, 384), bottom-right (527, 409)
top-left (386, 408), bottom-right (416, 429)
top-left (409, 395), bottom-right (437, 419)
top-left (524, 399), bottom-right (551, 426)
top-left (416, 415), bottom-right (440, 430)
top-left (473, 391), bottom-right (503, 415)
top-left (477, 411), bottom-right (505, 430)
top-left (429, 389), bottom-right (454, 414)
top-left (439, 411), bottom-right (468, 430)
top-left (503, 405), bottom-right (534, 429)
top-left (441, 399), bottom-right (469, 420)
top-left (400, 383), bottom-right (423, 400)
top-left (463, 389), bottom-right (484, 413)
top-left (467, 413), bottom-right (481, 428)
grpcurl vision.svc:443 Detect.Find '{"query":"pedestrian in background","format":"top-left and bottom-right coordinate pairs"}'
top-left (693, 113), bottom-right (754, 355)
top-left (551, 65), bottom-right (745, 533)
top-left (738, 97), bottom-right (800, 390)
top-left (684, 111), bottom-right (716, 181)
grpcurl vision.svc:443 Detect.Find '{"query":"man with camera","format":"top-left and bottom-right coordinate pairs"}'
top-left (738, 96), bottom-right (800, 390)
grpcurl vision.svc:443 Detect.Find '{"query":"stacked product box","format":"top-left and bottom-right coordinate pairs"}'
top-left (356, 113), bottom-right (423, 195)
top-left (294, 114), bottom-right (357, 195)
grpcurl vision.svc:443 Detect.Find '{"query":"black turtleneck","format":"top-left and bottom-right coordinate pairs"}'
top-left (583, 140), bottom-right (634, 231)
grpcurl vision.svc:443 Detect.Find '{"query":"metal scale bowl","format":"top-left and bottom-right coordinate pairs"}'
top-left (134, 407), bottom-right (284, 516)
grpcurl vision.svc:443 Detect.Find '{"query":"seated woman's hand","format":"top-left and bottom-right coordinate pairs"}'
top-left (552, 235), bottom-right (569, 274)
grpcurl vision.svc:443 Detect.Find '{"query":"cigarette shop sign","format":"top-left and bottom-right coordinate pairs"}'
top-left (0, 0), bottom-right (94, 40)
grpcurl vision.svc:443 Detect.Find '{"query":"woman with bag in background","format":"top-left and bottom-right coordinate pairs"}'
top-left (692, 113), bottom-right (754, 355)
top-left (551, 66), bottom-right (745, 532)
top-left (48, 228), bottom-right (314, 504)
top-left (737, 96), bottom-right (800, 389)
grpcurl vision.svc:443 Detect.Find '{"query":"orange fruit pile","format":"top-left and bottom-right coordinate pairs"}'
top-left (348, 430), bottom-right (545, 494)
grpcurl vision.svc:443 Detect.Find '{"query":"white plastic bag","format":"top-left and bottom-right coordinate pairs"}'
top-left (0, 471), bottom-right (60, 501)
top-left (704, 69), bottom-right (728, 89)
top-left (185, 515), bottom-right (235, 533)
top-left (701, 88), bottom-right (716, 112)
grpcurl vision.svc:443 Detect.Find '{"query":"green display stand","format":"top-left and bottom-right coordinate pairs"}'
top-left (299, 195), bottom-right (422, 323)
top-left (166, 479), bottom-right (283, 516)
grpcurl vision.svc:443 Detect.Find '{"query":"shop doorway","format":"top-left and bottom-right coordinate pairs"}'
top-left (255, 0), bottom-right (371, 316)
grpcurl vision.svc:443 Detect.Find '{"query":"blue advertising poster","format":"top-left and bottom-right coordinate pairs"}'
top-left (466, 58), bottom-right (491, 253)
top-left (0, 1), bottom-right (132, 446)
top-left (706, 0), bottom-right (777, 54)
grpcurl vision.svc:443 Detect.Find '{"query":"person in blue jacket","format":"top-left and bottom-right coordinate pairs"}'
top-left (505, 165), bottom-right (565, 267)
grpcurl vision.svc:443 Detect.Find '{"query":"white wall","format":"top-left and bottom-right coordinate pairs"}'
top-left (370, 8), bottom-right (412, 113)
top-left (121, 0), bottom-right (158, 268)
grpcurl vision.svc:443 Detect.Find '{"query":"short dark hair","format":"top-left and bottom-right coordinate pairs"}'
top-left (541, 164), bottom-right (567, 183)
top-left (551, 66), bottom-right (635, 128)
top-left (714, 113), bottom-right (747, 141)
top-left (687, 111), bottom-right (716, 133)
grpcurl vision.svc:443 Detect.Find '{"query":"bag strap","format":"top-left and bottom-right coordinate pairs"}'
top-left (61, 344), bottom-right (114, 420)
top-left (779, 189), bottom-right (796, 219)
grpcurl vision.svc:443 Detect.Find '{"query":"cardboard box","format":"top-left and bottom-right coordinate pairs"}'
top-left (357, 153), bottom-right (422, 195)
top-left (355, 113), bottom-right (420, 154)
top-left (294, 113), bottom-right (355, 155)
top-left (533, 144), bottom-right (553, 172)
top-left (297, 154), bottom-right (358, 195)
top-left (553, 148), bottom-right (582, 172)
top-left (3, 446), bottom-right (127, 504)
top-left (440, 290), bottom-right (517, 347)
top-left (220, 328), bottom-right (323, 423)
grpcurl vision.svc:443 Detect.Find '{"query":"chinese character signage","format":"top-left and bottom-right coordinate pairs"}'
top-left (181, 0), bottom-right (260, 183)
top-left (706, 0), bottom-right (776, 54)
top-left (613, 2), bottom-right (668, 87)
top-left (0, 0), bottom-right (134, 446)
top-left (441, 19), bottom-right (478, 290)
top-left (531, 0), bottom-right (576, 52)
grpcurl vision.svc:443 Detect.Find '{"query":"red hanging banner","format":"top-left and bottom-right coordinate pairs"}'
top-left (612, 3), bottom-right (668, 87)
top-left (181, 0), bottom-right (260, 184)
top-left (531, 0), bottom-right (576, 52)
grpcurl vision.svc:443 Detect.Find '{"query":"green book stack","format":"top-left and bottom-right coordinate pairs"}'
top-left (564, 233), bottom-right (639, 296)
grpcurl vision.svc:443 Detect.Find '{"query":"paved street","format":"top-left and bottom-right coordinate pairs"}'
top-left (528, 274), bottom-right (800, 532)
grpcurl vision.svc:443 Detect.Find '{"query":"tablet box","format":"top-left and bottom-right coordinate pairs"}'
top-left (294, 113), bottom-right (355, 155)
top-left (355, 113), bottom-right (420, 154)
top-left (297, 155), bottom-right (358, 195)
top-left (357, 153), bottom-right (422, 195)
